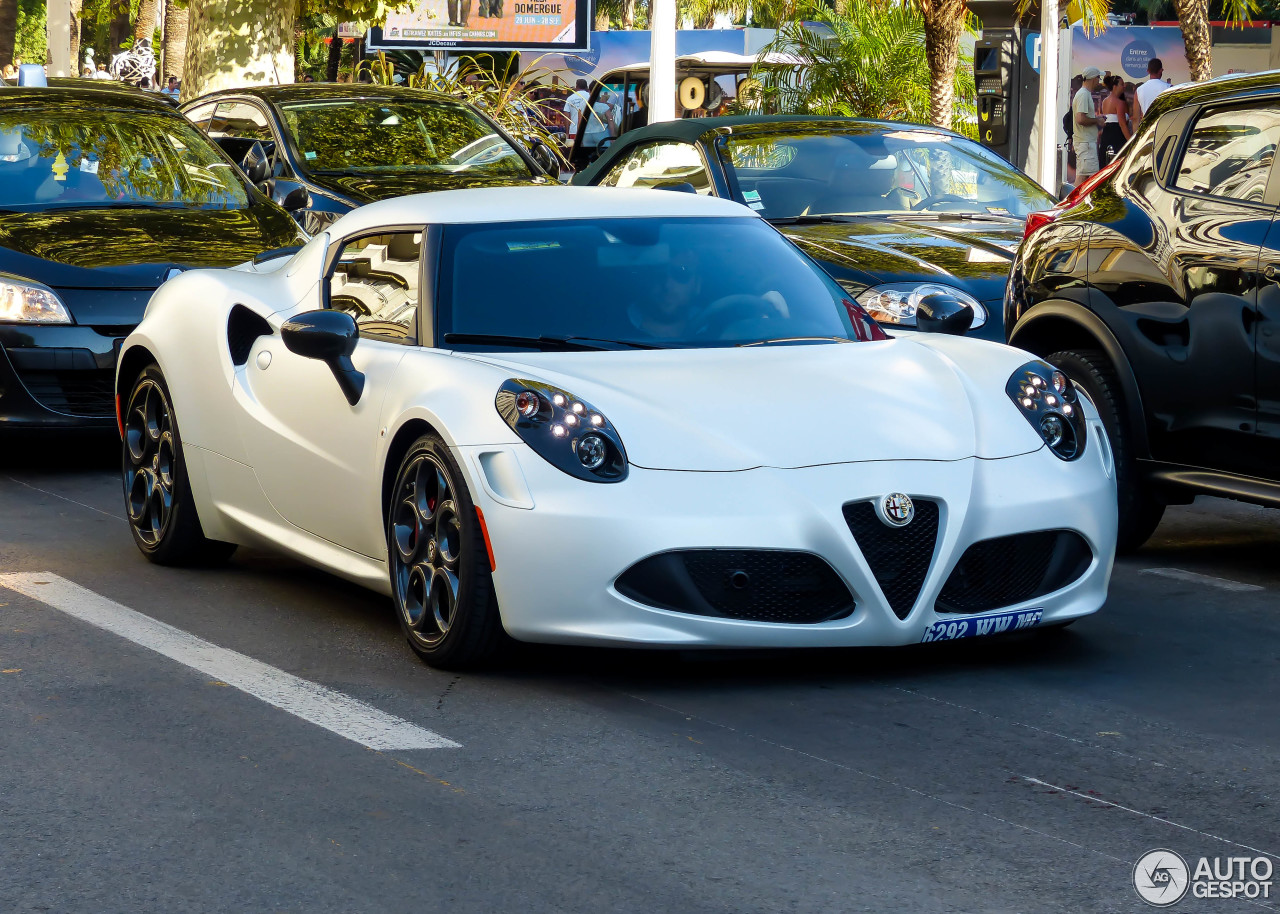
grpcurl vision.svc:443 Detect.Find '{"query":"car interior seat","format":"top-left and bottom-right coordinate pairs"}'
top-left (809, 150), bottom-right (909, 215)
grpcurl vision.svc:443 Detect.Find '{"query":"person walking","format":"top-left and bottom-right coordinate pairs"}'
top-left (1132, 58), bottom-right (1169, 130)
top-left (564, 79), bottom-right (591, 141)
top-left (1099, 74), bottom-right (1131, 166)
top-left (1072, 66), bottom-right (1106, 181)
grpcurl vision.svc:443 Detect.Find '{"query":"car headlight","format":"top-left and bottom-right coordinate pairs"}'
top-left (851, 282), bottom-right (986, 329)
top-left (0, 274), bottom-right (72, 324)
top-left (495, 378), bottom-right (628, 482)
top-left (1006, 360), bottom-right (1087, 461)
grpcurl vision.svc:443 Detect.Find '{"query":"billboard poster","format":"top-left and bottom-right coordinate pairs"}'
top-left (1070, 26), bottom-right (1189, 86)
top-left (366, 0), bottom-right (590, 52)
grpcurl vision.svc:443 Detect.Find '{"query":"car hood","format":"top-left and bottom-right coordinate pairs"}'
top-left (461, 338), bottom-right (1045, 471)
top-left (778, 217), bottom-right (1020, 301)
top-left (0, 205), bottom-right (300, 290)
top-left (307, 171), bottom-right (545, 204)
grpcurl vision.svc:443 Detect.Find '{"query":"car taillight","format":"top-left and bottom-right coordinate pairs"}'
top-left (1023, 155), bottom-right (1125, 242)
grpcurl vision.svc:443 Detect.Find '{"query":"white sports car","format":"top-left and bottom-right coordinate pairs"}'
top-left (116, 187), bottom-right (1117, 668)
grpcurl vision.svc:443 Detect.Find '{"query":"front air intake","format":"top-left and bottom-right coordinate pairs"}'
top-left (842, 499), bottom-right (940, 620)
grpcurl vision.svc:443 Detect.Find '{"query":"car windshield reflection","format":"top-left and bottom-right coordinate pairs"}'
top-left (721, 129), bottom-right (1054, 220)
top-left (438, 216), bottom-right (884, 349)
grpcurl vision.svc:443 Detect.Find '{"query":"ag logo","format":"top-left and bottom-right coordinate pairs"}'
top-left (1134, 849), bottom-right (1190, 906)
top-left (877, 492), bottom-right (914, 527)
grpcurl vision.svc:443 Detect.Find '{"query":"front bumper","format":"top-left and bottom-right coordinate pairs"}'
top-left (459, 431), bottom-right (1118, 648)
top-left (0, 324), bottom-right (125, 430)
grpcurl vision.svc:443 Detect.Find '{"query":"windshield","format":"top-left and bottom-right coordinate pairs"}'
top-left (721, 129), bottom-right (1054, 219)
top-left (278, 98), bottom-right (533, 177)
top-left (439, 216), bottom-right (885, 349)
top-left (0, 108), bottom-right (250, 212)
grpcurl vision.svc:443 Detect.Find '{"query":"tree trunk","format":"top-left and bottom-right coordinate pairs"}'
top-left (325, 26), bottom-right (342, 81)
top-left (181, 0), bottom-right (294, 101)
top-left (622, 0), bottom-right (635, 29)
top-left (70, 0), bottom-right (83, 73)
top-left (1174, 0), bottom-right (1212, 80)
top-left (163, 0), bottom-right (188, 80)
top-left (921, 0), bottom-right (965, 129)
top-left (0, 0), bottom-right (19, 67)
top-left (134, 0), bottom-right (160, 46)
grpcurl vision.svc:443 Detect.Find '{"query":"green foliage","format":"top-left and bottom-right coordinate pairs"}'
top-left (751, 3), bottom-right (977, 137)
top-left (15, 0), bottom-right (47, 63)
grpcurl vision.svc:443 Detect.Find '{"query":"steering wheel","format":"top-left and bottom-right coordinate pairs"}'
top-left (693, 293), bottom-right (784, 339)
top-left (914, 193), bottom-right (970, 211)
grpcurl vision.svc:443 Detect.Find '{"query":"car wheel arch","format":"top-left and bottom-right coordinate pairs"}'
top-left (1008, 300), bottom-right (1151, 458)
top-left (116, 344), bottom-right (160, 410)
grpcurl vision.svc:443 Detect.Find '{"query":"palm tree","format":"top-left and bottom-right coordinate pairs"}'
top-left (135, 0), bottom-right (161, 45)
top-left (1172, 0), bottom-right (1255, 80)
top-left (163, 0), bottom-right (188, 81)
top-left (918, 0), bottom-right (972, 129)
top-left (0, 0), bottom-right (17, 68)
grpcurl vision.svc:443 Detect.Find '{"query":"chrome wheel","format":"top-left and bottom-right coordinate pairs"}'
top-left (391, 452), bottom-right (465, 647)
top-left (124, 378), bottom-right (177, 548)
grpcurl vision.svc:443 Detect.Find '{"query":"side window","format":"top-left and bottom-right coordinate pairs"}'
top-left (328, 232), bottom-right (423, 344)
top-left (597, 141), bottom-right (711, 193)
top-left (184, 103), bottom-right (218, 131)
top-left (1174, 104), bottom-right (1280, 204)
top-left (208, 102), bottom-right (273, 141)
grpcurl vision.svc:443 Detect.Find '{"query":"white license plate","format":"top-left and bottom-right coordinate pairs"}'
top-left (921, 608), bottom-right (1044, 643)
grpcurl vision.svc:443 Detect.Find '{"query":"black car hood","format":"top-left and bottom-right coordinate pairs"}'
top-left (307, 171), bottom-right (543, 204)
top-left (778, 217), bottom-right (1020, 300)
top-left (0, 205), bottom-right (300, 290)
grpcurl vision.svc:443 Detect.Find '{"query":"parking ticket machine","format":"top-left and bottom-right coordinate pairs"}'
top-left (973, 26), bottom-right (1040, 173)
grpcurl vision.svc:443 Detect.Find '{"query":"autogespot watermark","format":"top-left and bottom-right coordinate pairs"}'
top-left (1133, 849), bottom-right (1274, 906)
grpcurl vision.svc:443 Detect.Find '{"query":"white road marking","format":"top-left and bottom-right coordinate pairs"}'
top-left (1140, 567), bottom-right (1264, 593)
top-left (0, 572), bottom-right (459, 751)
top-left (1021, 776), bottom-right (1278, 861)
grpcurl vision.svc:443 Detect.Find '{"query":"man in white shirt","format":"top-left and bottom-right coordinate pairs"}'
top-left (1072, 66), bottom-right (1106, 180)
top-left (563, 79), bottom-right (591, 140)
top-left (1132, 58), bottom-right (1169, 131)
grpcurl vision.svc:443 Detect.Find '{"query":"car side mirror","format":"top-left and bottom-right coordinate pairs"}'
top-left (529, 139), bottom-right (559, 176)
top-left (281, 309), bottom-right (365, 405)
top-left (281, 186), bottom-right (311, 213)
top-left (241, 141), bottom-right (271, 186)
top-left (916, 293), bottom-right (973, 336)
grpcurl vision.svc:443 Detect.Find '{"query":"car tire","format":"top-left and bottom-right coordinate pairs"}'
top-left (122, 364), bottom-right (237, 566)
top-left (387, 432), bottom-right (506, 670)
top-left (1047, 349), bottom-right (1165, 553)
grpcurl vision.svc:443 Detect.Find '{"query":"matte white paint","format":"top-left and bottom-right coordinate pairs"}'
top-left (0, 573), bottom-right (459, 750)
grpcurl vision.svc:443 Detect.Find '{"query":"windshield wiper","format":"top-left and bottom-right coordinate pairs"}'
top-left (738, 336), bottom-right (853, 347)
top-left (766, 214), bottom-right (865, 225)
top-left (882, 211), bottom-right (1023, 223)
top-left (442, 333), bottom-right (657, 351)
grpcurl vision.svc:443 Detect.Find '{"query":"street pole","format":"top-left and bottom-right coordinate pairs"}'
top-left (649, 0), bottom-right (677, 123)
top-left (47, 0), bottom-right (72, 77)
top-left (1037, 0), bottom-right (1060, 192)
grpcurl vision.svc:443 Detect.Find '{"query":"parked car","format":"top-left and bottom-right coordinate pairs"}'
top-left (181, 85), bottom-right (555, 236)
top-left (1007, 71), bottom-right (1280, 551)
top-left (116, 187), bottom-right (1116, 669)
top-left (0, 75), bottom-right (302, 431)
top-left (574, 116), bottom-right (1055, 341)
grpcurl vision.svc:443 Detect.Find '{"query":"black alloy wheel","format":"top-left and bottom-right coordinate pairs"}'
top-left (1047, 349), bottom-right (1165, 553)
top-left (122, 365), bottom-right (236, 565)
top-left (388, 433), bottom-right (505, 669)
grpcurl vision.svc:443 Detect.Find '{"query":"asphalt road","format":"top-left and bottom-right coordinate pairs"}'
top-left (1, 438), bottom-right (1277, 914)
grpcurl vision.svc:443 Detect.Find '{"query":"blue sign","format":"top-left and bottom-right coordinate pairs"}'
top-left (1025, 31), bottom-right (1041, 74)
top-left (1121, 39), bottom-right (1156, 78)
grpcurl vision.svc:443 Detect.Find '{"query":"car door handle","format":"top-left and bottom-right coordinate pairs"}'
top-left (1264, 263), bottom-right (1280, 282)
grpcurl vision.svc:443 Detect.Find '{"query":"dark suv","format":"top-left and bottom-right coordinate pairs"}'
top-left (1007, 71), bottom-right (1280, 551)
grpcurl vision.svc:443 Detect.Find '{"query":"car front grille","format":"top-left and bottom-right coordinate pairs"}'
top-left (17, 369), bottom-right (116, 417)
top-left (842, 499), bottom-right (940, 620)
top-left (936, 530), bottom-right (1093, 614)
top-left (616, 549), bottom-right (855, 624)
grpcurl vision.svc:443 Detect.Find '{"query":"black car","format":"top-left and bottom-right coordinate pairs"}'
top-left (0, 78), bottom-right (302, 432)
top-left (181, 85), bottom-right (555, 236)
top-left (1008, 71), bottom-right (1280, 550)
top-left (573, 116), bottom-right (1055, 341)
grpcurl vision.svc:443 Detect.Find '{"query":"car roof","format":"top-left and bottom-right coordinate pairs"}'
top-left (183, 83), bottom-right (462, 108)
top-left (0, 77), bottom-right (176, 112)
top-left (329, 186), bottom-right (755, 236)
top-left (1143, 68), bottom-right (1280, 121)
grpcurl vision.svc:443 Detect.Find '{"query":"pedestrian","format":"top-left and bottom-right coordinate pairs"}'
top-left (564, 78), bottom-right (591, 141)
top-left (162, 76), bottom-right (180, 98)
top-left (1063, 74), bottom-right (1082, 184)
top-left (1099, 74), bottom-right (1130, 166)
top-left (1072, 66), bottom-right (1106, 181)
top-left (1, 64), bottom-right (15, 81)
top-left (1132, 58), bottom-right (1169, 130)
top-left (139, 76), bottom-right (152, 90)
